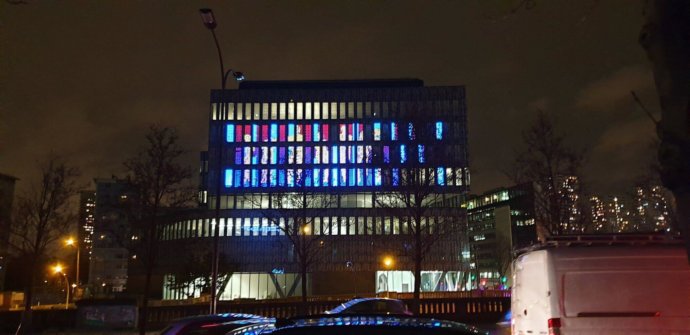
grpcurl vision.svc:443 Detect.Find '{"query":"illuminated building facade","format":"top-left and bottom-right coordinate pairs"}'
top-left (78, 191), bottom-right (96, 284)
top-left (159, 79), bottom-right (469, 300)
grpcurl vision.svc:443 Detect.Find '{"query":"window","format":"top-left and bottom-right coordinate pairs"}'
top-left (251, 169), bottom-right (259, 187)
top-left (391, 122), bottom-right (398, 140)
top-left (313, 168), bottom-right (321, 187)
top-left (244, 125), bottom-right (251, 142)
top-left (331, 168), bottom-right (338, 186)
top-left (270, 124), bottom-right (278, 142)
top-left (252, 124), bottom-right (259, 142)
top-left (374, 168), bottom-right (382, 186)
top-left (392, 168), bottom-right (399, 186)
top-left (305, 147), bottom-right (312, 164)
top-left (288, 146), bottom-right (295, 164)
top-left (224, 169), bottom-right (233, 187)
top-left (279, 147), bottom-right (286, 164)
top-left (357, 145), bottom-right (364, 163)
top-left (373, 122), bottom-right (381, 141)
top-left (296, 124), bottom-right (304, 142)
top-left (251, 147), bottom-right (259, 164)
top-left (322, 124), bottom-right (329, 141)
top-left (323, 168), bottom-right (330, 186)
top-left (296, 146), bottom-right (303, 164)
top-left (243, 147), bottom-right (251, 165)
top-left (270, 169), bottom-right (277, 187)
top-left (279, 103), bottom-right (286, 120)
top-left (331, 145), bottom-right (338, 164)
top-left (339, 124), bottom-right (347, 141)
top-left (436, 121), bottom-right (443, 140)
top-left (408, 122), bottom-right (415, 140)
top-left (314, 146), bottom-right (321, 164)
top-left (322, 146), bottom-right (329, 164)
top-left (437, 167), bottom-right (445, 185)
top-left (261, 147), bottom-right (268, 164)
top-left (305, 124), bottom-right (312, 142)
top-left (226, 124), bottom-right (235, 142)
top-left (383, 146), bottom-right (390, 163)
top-left (418, 144), bottom-right (425, 163)
top-left (288, 123), bottom-right (295, 142)
top-left (261, 125), bottom-right (268, 142)
top-left (235, 125), bottom-right (242, 142)
top-left (234, 170), bottom-right (242, 187)
top-left (235, 148), bottom-right (242, 165)
top-left (313, 123), bottom-right (321, 141)
top-left (400, 144), bottom-right (407, 163)
top-left (279, 125), bottom-right (286, 142)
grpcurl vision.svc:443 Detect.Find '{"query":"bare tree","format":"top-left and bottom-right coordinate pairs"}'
top-left (165, 239), bottom-right (235, 300)
top-left (123, 125), bottom-right (195, 335)
top-left (493, 235), bottom-right (513, 285)
top-left (508, 111), bottom-right (589, 239)
top-left (9, 155), bottom-right (81, 334)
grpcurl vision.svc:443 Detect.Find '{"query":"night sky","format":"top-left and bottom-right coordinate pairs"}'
top-left (1, 1), bottom-right (661, 196)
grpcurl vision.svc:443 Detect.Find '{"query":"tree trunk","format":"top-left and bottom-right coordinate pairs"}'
top-left (138, 268), bottom-right (153, 335)
top-left (299, 261), bottom-right (308, 315)
top-left (18, 259), bottom-right (36, 335)
top-left (412, 233), bottom-right (422, 315)
top-left (640, 0), bottom-right (690, 261)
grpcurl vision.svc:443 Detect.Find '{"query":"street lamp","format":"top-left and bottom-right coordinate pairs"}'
top-left (199, 7), bottom-right (245, 315)
top-left (382, 256), bottom-right (394, 269)
top-left (52, 264), bottom-right (70, 310)
top-left (65, 237), bottom-right (81, 289)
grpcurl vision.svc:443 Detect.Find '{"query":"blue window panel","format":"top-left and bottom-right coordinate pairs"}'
top-left (278, 170), bottom-right (286, 186)
top-left (226, 124), bottom-right (235, 142)
top-left (357, 168), bottom-right (364, 186)
top-left (331, 145), bottom-right (338, 164)
top-left (305, 147), bottom-right (312, 164)
top-left (373, 122), bottom-right (381, 141)
top-left (288, 123), bottom-right (295, 142)
top-left (224, 169), bottom-right (233, 187)
top-left (323, 168), bottom-right (330, 187)
top-left (383, 146), bottom-right (390, 163)
top-left (270, 147), bottom-right (277, 164)
top-left (357, 146), bottom-right (364, 164)
top-left (374, 168), bottom-right (382, 186)
top-left (305, 170), bottom-right (312, 187)
top-left (340, 168), bottom-right (347, 186)
top-left (252, 147), bottom-right (259, 165)
top-left (400, 144), bottom-right (407, 163)
top-left (260, 169), bottom-right (268, 187)
top-left (279, 147), bottom-right (286, 164)
top-left (287, 169), bottom-right (294, 187)
top-left (418, 145), bottom-right (425, 163)
top-left (252, 124), bottom-right (259, 142)
top-left (243, 170), bottom-right (251, 187)
top-left (340, 146), bottom-right (346, 164)
top-left (270, 124), bottom-right (278, 142)
top-left (235, 148), bottom-right (242, 165)
top-left (313, 123), bottom-right (321, 142)
top-left (314, 168), bottom-right (321, 187)
top-left (391, 122), bottom-right (398, 140)
top-left (234, 170), bottom-right (242, 187)
top-left (295, 169), bottom-right (303, 187)
top-left (331, 168), bottom-right (339, 186)
top-left (408, 122), bottom-right (415, 140)
top-left (365, 146), bottom-right (373, 163)
top-left (392, 168), bottom-right (399, 186)
top-left (366, 169), bottom-right (373, 186)
top-left (356, 123), bottom-right (364, 141)
top-left (349, 145), bottom-right (356, 164)
top-left (244, 147), bottom-right (251, 165)
top-left (270, 169), bottom-right (277, 187)
top-left (348, 169), bottom-right (356, 186)
top-left (437, 167), bottom-right (445, 186)
top-left (436, 121), bottom-right (443, 140)
top-left (251, 169), bottom-right (259, 187)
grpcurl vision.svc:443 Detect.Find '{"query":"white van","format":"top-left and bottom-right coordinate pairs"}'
top-left (511, 236), bottom-right (690, 335)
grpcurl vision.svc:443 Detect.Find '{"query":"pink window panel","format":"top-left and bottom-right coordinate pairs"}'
top-left (235, 125), bottom-right (243, 142)
top-left (261, 125), bottom-right (269, 142)
top-left (279, 125), bottom-right (286, 142)
top-left (305, 124), bottom-right (312, 142)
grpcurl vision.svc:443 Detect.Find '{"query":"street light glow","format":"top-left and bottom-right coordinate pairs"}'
top-left (199, 8), bottom-right (217, 30)
top-left (65, 237), bottom-right (75, 246)
top-left (382, 256), bottom-right (394, 268)
top-left (52, 264), bottom-right (64, 274)
top-left (302, 225), bottom-right (311, 234)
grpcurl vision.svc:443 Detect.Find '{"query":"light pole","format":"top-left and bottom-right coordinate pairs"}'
top-left (52, 264), bottom-right (70, 310)
top-left (199, 7), bottom-right (245, 315)
top-left (65, 238), bottom-right (80, 289)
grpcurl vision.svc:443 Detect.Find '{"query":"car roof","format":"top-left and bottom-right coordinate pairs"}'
top-left (327, 298), bottom-right (403, 314)
top-left (270, 315), bottom-right (482, 334)
top-left (170, 313), bottom-right (265, 324)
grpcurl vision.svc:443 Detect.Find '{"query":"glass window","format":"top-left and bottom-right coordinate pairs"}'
top-left (270, 169), bottom-right (277, 187)
top-left (348, 145), bottom-right (355, 163)
top-left (278, 169), bottom-right (286, 186)
top-left (287, 169), bottom-right (294, 187)
top-left (357, 145), bottom-right (364, 164)
top-left (365, 145), bottom-right (373, 163)
top-left (348, 169), bottom-right (356, 186)
top-left (408, 122), bottom-right (415, 140)
top-left (244, 125), bottom-right (251, 142)
top-left (313, 168), bottom-right (321, 187)
top-left (297, 102), bottom-right (303, 120)
top-left (446, 167), bottom-right (454, 186)
top-left (418, 145), bottom-right (425, 163)
top-left (296, 124), bottom-right (304, 142)
top-left (235, 125), bottom-right (242, 142)
top-left (357, 168), bottom-right (364, 186)
top-left (375, 168), bottom-right (382, 186)
top-left (322, 124), bottom-right (329, 141)
top-left (261, 146), bottom-right (268, 164)
top-left (306, 102), bottom-right (312, 119)
top-left (357, 123), bottom-right (364, 141)
top-left (322, 146), bottom-right (329, 164)
top-left (314, 146), bottom-right (321, 164)
top-left (288, 102), bottom-right (295, 119)
top-left (323, 168), bottom-right (330, 186)
top-left (331, 102), bottom-right (339, 119)
top-left (253, 103), bottom-right (260, 120)
top-left (339, 124), bottom-right (347, 141)
top-left (295, 168), bottom-right (303, 187)
top-left (340, 168), bottom-right (347, 186)
top-left (271, 103), bottom-right (278, 120)
top-left (313, 123), bottom-right (320, 142)
top-left (348, 102), bottom-right (355, 118)
top-left (243, 147), bottom-right (251, 165)
top-left (279, 103), bottom-right (286, 120)
top-left (244, 103), bottom-right (251, 120)
top-left (261, 169), bottom-right (268, 187)
top-left (288, 146), bottom-right (295, 164)
top-left (270, 124), bottom-right (278, 142)
top-left (305, 124), bottom-right (312, 142)
top-left (226, 124), bottom-right (235, 142)
top-left (279, 125), bottom-right (286, 142)
top-left (366, 169), bottom-right (373, 186)
top-left (383, 146), bottom-right (390, 163)
top-left (331, 168), bottom-right (338, 186)
top-left (373, 122), bottom-right (381, 141)
top-left (251, 169), bottom-right (259, 187)
top-left (262, 103), bottom-right (269, 120)
top-left (400, 144), bottom-right (407, 163)
top-left (235, 148), bottom-right (242, 165)
top-left (392, 168), bottom-right (399, 186)
top-left (391, 122), bottom-right (398, 140)
top-left (322, 102), bottom-right (329, 120)
top-left (331, 145), bottom-right (338, 164)
top-left (234, 170), bottom-right (242, 187)
top-left (339, 146), bottom-right (346, 164)
top-left (279, 147), bottom-right (286, 164)
top-left (296, 146), bottom-right (303, 164)
top-left (437, 167), bottom-right (445, 186)
top-left (252, 124), bottom-right (259, 142)
top-left (224, 169), bottom-right (233, 187)
top-left (288, 123), bottom-right (295, 142)
top-left (347, 123), bottom-right (354, 141)
top-left (436, 121), bottom-right (443, 140)
top-left (305, 169), bottom-right (312, 186)
top-left (305, 147), bottom-right (312, 164)
top-left (252, 147), bottom-right (259, 164)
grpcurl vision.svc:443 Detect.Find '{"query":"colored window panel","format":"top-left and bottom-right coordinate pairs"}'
top-left (261, 169), bottom-right (268, 187)
top-left (252, 147), bottom-right (259, 165)
top-left (366, 169), bottom-right (373, 186)
top-left (357, 146), bottom-right (364, 164)
top-left (383, 146), bottom-right (390, 163)
top-left (235, 125), bottom-right (243, 142)
top-left (314, 168), bottom-right (321, 187)
top-left (261, 147), bottom-right (268, 164)
top-left (331, 145), bottom-right (338, 164)
top-left (339, 168), bottom-right (347, 186)
top-left (437, 167), bottom-right (445, 186)
top-left (348, 169), bottom-right (355, 186)
top-left (235, 148), bottom-right (242, 165)
top-left (270, 169), bottom-right (277, 187)
top-left (374, 168), bottom-right (382, 186)
top-left (400, 144), bottom-right (407, 163)
top-left (288, 146), bottom-right (295, 164)
top-left (357, 123), bottom-right (364, 141)
top-left (270, 124), bottom-right (278, 142)
top-left (244, 147), bottom-right (251, 165)
top-left (296, 124), bottom-right (304, 142)
top-left (288, 123), bottom-right (295, 142)
top-left (251, 169), bottom-right (259, 187)
top-left (270, 147), bottom-right (277, 164)
top-left (331, 168), bottom-right (338, 186)
top-left (261, 125), bottom-right (269, 142)
top-left (436, 121), bottom-right (443, 140)
top-left (391, 122), bottom-right (398, 140)
top-left (313, 123), bottom-right (321, 142)
top-left (243, 170), bottom-right (251, 187)
top-left (287, 169), bottom-right (294, 187)
top-left (224, 169), bottom-right (233, 187)
top-left (252, 124), bottom-right (259, 142)
top-left (322, 124), bottom-right (329, 141)
top-left (278, 170), bottom-right (286, 186)
top-left (418, 145), bottom-right (425, 163)
top-left (314, 147), bottom-right (321, 164)
top-left (234, 170), bottom-right (242, 187)
top-left (340, 146), bottom-right (346, 164)
top-left (305, 124), bottom-right (312, 142)
top-left (305, 169), bottom-right (312, 187)
top-left (244, 125), bottom-right (251, 142)
top-left (296, 146), bottom-right (303, 164)
top-left (374, 122), bottom-right (381, 141)
top-left (323, 168), bottom-right (330, 187)
top-left (408, 123), bottom-right (415, 140)
top-left (347, 123), bottom-right (354, 141)
top-left (339, 124), bottom-right (347, 141)
top-left (392, 168), bottom-right (400, 186)
top-left (357, 168), bottom-right (364, 186)
top-left (305, 147), bottom-right (313, 164)
top-left (365, 146), bottom-right (373, 163)
top-left (279, 125), bottom-right (286, 142)
top-left (323, 146), bottom-right (330, 164)
top-left (279, 147), bottom-right (286, 164)
top-left (226, 124), bottom-right (235, 143)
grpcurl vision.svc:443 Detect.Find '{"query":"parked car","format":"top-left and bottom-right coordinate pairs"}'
top-left (160, 313), bottom-right (273, 335)
top-left (228, 315), bottom-right (486, 335)
top-left (511, 236), bottom-right (690, 335)
top-left (325, 298), bottom-right (413, 316)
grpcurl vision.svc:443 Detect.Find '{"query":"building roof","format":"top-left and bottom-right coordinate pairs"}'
top-left (238, 79), bottom-right (424, 90)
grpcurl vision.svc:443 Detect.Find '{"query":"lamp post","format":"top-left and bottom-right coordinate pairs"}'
top-left (199, 7), bottom-right (244, 315)
top-left (52, 264), bottom-right (70, 310)
top-left (65, 238), bottom-right (80, 289)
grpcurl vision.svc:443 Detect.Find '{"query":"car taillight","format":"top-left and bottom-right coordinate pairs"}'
top-left (547, 318), bottom-right (561, 335)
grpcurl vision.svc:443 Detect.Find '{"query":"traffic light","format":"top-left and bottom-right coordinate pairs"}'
top-left (501, 276), bottom-right (507, 283)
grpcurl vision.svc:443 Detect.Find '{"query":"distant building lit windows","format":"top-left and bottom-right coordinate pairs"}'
top-left (226, 124), bottom-right (235, 142)
top-left (373, 122), bottom-right (381, 141)
top-left (436, 121), bottom-right (443, 140)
